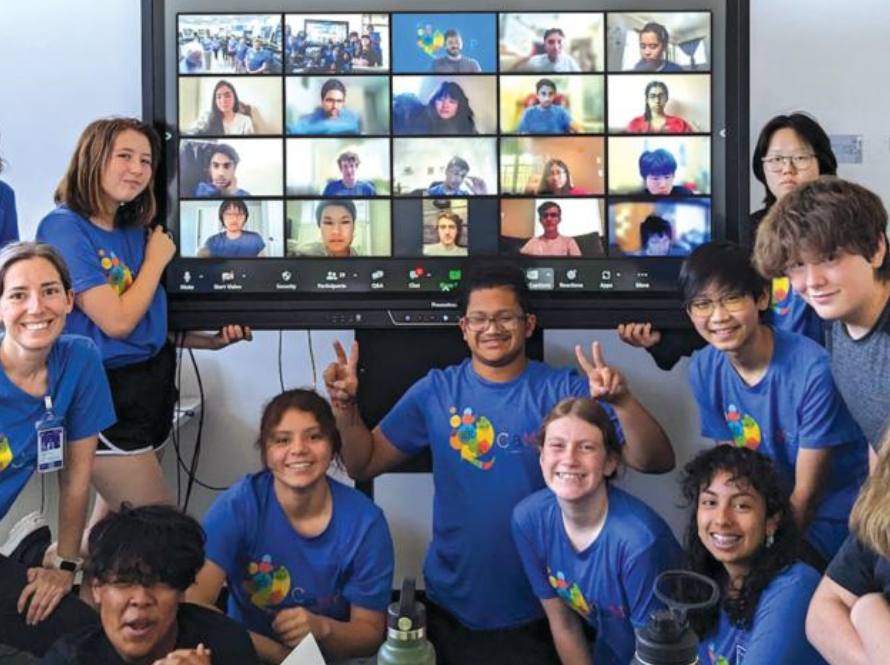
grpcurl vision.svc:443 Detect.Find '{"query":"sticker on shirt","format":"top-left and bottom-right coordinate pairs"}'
top-left (243, 554), bottom-right (291, 608)
top-left (725, 405), bottom-right (761, 450)
top-left (771, 277), bottom-right (792, 316)
top-left (704, 644), bottom-right (730, 665)
top-left (548, 569), bottom-right (591, 617)
top-left (448, 406), bottom-right (496, 470)
top-left (98, 249), bottom-right (134, 295)
top-left (0, 434), bottom-right (11, 473)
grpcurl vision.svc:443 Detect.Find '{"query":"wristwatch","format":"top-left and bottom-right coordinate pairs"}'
top-left (46, 551), bottom-right (84, 573)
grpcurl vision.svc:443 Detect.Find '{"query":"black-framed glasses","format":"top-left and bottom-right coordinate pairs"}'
top-left (761, 154), bottom-right (815, 173)
top-left (462, 312), bottom-right (526, 332)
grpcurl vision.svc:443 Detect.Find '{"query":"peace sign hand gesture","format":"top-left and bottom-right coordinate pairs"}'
top-left (575, 341), bottom-right (629, 404)
top-left (323, 340), bottom-right (359, 410)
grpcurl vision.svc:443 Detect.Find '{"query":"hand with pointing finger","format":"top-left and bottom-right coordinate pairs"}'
top-left (323, 341), bottom-right (359, 410)
top-left (575, 341), bottom-right (629, 404)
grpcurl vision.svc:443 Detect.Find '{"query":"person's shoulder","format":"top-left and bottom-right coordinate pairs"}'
top-left (39, 205), bottom-right (86, 231)
top-left (177, 602), bottom-right (256, 653)
top-left (40, 623), bottom-right (105, 663)
top-left (526, 359), bottom-right (577, 383)
top-left (514, 486), bottom-right (556, 524)
top-left (606, 486), bottom-right (673, 544)
top-left (762, 562), bottom-right (820, 601)
top-left (329, 475), bottom-right (384, 519)
top-left (53, 334), bottom-right (103, 365)
top-left (0, 179), bottom-right (13, 200)
top-left (773, 329), bottom-right (830, 374)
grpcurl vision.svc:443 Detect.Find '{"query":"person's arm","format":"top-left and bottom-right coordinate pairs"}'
top-left (322, 341), bottom-right (409, 480)
top-left (850, 592), bottom-right (890, 664)
top-left (540, 598), bottom-right (593, 665)
top-left (18, 435), bottom-right (96, 625)
top-left (806, 575), bottom-right (868, 665)
top-left (617, 323), bottom-right (706, 372)
top-left (76, 226), bottom-right (175, 339)
top-left (272, 605), bottom-right (384, 661)
top-left (188, 560), bottom-right (288, 664)
top-left (175, 324), bottom-right (252, 350)
top-left (575, 342), bottom-right (675, 473)
top-left (790, 447), bottom-right (831, 533)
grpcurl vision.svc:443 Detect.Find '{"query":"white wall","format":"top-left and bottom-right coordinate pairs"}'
top-left (1, 0), bottom-right (886, 585)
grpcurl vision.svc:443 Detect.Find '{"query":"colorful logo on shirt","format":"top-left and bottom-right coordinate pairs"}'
top-left (98, 249), bottom-right (133, 295)
top-left (448, 406), bottom-right (496, 470)
top-left (548, 569), bottom-right (591, 617)
top-left (0, 434), bottom-right (11, 473)
top-left (725, 405), bottom-right (762, 450)
top-left (243, 554), bottom-right (291, 608)
top-left (705, 644), bottom-right (730, 665)
top-left (771, 277), bottom-right (792, 316)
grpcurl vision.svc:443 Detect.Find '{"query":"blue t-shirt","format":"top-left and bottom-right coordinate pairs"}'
top-left (192, 182), bottom-right (250, 198)
top-left (767, 276), bottom-right (824, 345)
top-left (379, 359), bottom-right (623, 630)
top-left (699, 563), bottom-right (827, 665)
top-left (321, 180), bottom-right (376, 197)
top-left (203, 471), bottom-right (394, 639)
top-left (688, 328), bottom-right (868, 560)
top-left (288, 108), bottom-right (361, 136)
top-left (518, 105), bottom-right (572, 134)
top-left (204, 231), bottom-right (265, 258)
top-left (0, 335), bottom-right (115, 519)
top-left (0, 180), bottom-right (19, 247)
top-left (36, 206), bottom-right (168, 368)
top-left (513, 486), bottom-right (683, 665)
top-left (246, 48), bottom-right (273, 72)
top-left (427, 183), bottom-right (469, 196)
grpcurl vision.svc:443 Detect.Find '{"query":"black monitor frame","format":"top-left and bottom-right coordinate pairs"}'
top-left (143, 0), bottom-right (750, 330)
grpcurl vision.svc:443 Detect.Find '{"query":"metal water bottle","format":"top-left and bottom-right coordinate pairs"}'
top-left (377, 578), bottom-right (436, 665)
top-left (630, 570), bottom-right (720, 665)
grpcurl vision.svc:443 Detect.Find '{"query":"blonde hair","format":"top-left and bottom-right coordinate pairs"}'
top-left (54, 117), bottom-right (160, 227)
top-left (850, 432), bottom-right (890, 558)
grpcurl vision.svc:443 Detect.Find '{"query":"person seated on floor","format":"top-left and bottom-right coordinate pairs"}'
top-left (40, 504), bottom-right (259, 664)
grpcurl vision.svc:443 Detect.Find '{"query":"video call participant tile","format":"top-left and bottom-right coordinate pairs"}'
top-left (179, 76), bottom-right (283, 137)
top-left (608, 135), bottom-right (711, 197)
top-left (285, 13), bottom-right (390, 73)
top-left (499, 13), bottom-right (604, 73)
top-left (392, 12), bottom-right (496, 74)
top-left (286, 76), bottom-right (390, 136)
top-left (607, 12), bottom-right (711, 73)
top-left (285, 199), bottom-right (391, 257)
top-left (286, 138), bottom-right (390, 197)
top-left (178, 14), bottom-right (283, 75)
top-left (608, 74), bottom-right (710, 134)
top-left (179, 199), bottom-right (284, 258)
top-left (608, 199), bottom-right (711, 256)
top-left (179, 138), bottom-right (283, 198)
top-left (500, 136), bottom-right (604, 196)
top-left (392, 137), bottom-right (497, 197)
top-left (499, 74), bottom-right (604, 135)
top-left (500, 198), bottom-right (605, 257)
top-left (392, 75), bottom-right (497, 136)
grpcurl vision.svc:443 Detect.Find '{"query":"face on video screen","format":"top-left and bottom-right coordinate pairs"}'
top-left (608, 200), bottom-right (710, 257)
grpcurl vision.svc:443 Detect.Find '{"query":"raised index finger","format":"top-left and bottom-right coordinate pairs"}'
top-left (333, 340), bottom-right (348, 365)
top-left (347, 340), bottom-right (360, 374)
top-left (591, 341), bottom-right (607, 368)
top-left (574, 344), bottom-right (594, 374)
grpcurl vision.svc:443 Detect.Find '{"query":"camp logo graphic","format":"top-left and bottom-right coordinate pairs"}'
top-left (98, 249), bottom-right (134, 296)
top-left (548, 569), bottom-right (591, 617)
top-left (771, 277), bottom-right (792, 316)
top-left (725, 404), bottom-right (761, 450)
top-left (0, 434), bottom-right (12, 473)
top-left (705, 644), bottom-right (730, 665)
top-left (448, 406), bottom-right (496, 470)
top-left (243, 554), bottom-right (291, 608)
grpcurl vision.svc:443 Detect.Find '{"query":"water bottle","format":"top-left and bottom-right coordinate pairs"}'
top-left (377, 578), bottom-right (436, 665)
top-left (630, 570), bottom-right (720, 665)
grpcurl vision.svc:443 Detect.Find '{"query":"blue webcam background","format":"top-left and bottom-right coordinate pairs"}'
top-left (392, 13), bottom-right (497, 73)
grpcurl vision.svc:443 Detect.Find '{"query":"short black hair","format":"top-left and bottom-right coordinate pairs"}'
top-left (543, 28), bottom-right (565, 41)
top-left (639, 21), bottom-right (669, 47)
top-left (639, 148), bottom-right (677, 178)
top-left (537, 200), bottom-right (561, 217)
top-left (640, 215), bottom-right (672, 246)
top-left (679, 241), bottom-right (767, 304)
top-left (207, 143), bottom-right (240, 167)
top-left (314, 199), bottom-right (356, 226)
top-left (751, 113), bottom-right (837, 207)
top-left (320, 78), bottom-right (346, 100)
top-left (535, 78), bottom-right (556, 94)
top-left (86, 504), bottom-right (205, 592)
top-left (218, 198), bottom-right (249, 225)
top-left (457, 262), bottom-right (531, 315)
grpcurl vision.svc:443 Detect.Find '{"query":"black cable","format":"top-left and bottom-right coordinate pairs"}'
top-left (278, 330), bottom-right (285, 392)
top-left (173, 333), bottom-right (185, 507)
top-left (307, 330), bottom-right (317, 388)
top-left (182, 347), bottom-right (205, 509)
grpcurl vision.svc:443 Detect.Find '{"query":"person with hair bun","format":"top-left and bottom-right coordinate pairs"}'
top-left (188, 389), bottom-right (394, 664)
top-left (682, 445), bottom-right (827, 664)
top-left (633, 22), bottom-right (683, 72)
top-left (513, 397), bottom-right (681, 665)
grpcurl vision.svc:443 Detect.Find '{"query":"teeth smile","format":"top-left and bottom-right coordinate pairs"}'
top-left (710, 533), bottom-right (741, 547)
top-left (23, 322), bottom-right (50, 330)
top-left (555, 472), bottom-right (585, 480)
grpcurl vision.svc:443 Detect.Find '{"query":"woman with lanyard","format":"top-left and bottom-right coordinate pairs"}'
top-left (36, 117), bottom-right (250, 553)
top-left (0, 241), bottom-right (113, 656)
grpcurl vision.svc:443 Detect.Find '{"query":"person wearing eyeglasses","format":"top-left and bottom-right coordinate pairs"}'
top-left (617, 113), bottom-right (837, 370)
top-left (322, 263), bottom-right (674, 665)
top-left (683, 241), bottom-right (868, 571)
top-left (519, 201), bottom-right (582, 257)
top-left (626, 81), bottom-right (694, 134)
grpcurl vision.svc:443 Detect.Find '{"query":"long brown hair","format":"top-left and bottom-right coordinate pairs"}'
top-left (54, 117), bottom-right (161, 227)
top-left (850, 433), bottom-right (890, 559)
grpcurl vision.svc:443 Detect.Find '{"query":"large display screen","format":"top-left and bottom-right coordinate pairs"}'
top-left (148, 1), bottom-right (747, 328)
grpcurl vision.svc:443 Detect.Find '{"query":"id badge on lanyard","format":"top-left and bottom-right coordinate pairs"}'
top-left (36, 395), bottom-right (65, 473)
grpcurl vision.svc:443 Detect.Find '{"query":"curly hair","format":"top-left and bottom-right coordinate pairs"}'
top-left (681, 446), bottom-right (799, 637)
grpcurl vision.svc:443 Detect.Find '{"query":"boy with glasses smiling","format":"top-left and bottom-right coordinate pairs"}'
top-left (323, 263), bottom-right (673, 664)
top-left (683, 241), bottom-right (867, 568)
